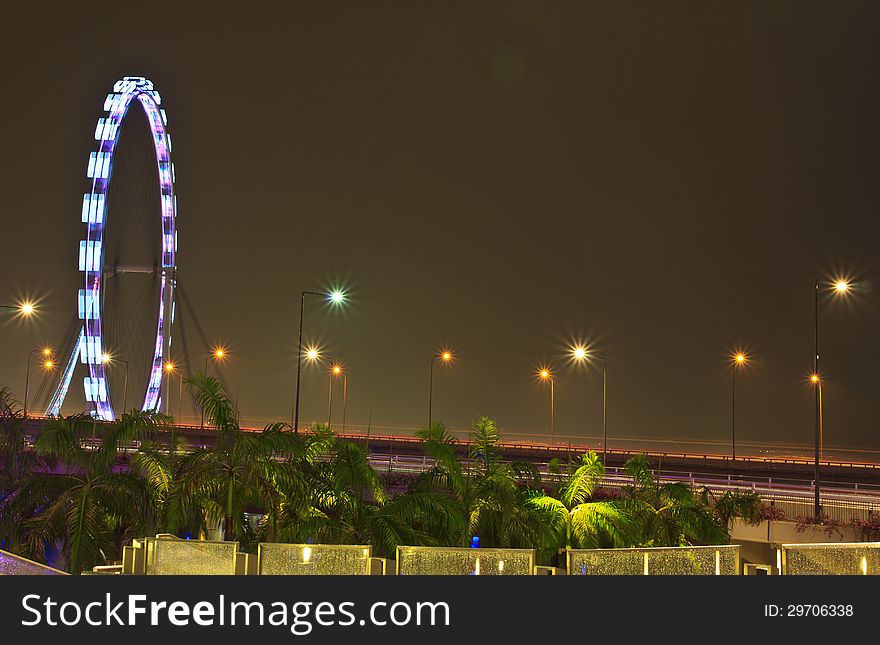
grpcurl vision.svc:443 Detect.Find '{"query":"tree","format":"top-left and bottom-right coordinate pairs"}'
top-left (8, 413), bottom-right (160, 574)
top-left (274, 428), bottom-right (463, 557)
top-left (617, 454), bottom-right (728, 546)
top-left (0, 387), bottom-right (43, 551)
top-left (414, 417), bottom-right (556, 553)
top-left (167, 374), bottom-right (310, 542)
top-left (528, 452), bottom-right (634, 551)
top-left (701, 488), bottom-right (763, 528)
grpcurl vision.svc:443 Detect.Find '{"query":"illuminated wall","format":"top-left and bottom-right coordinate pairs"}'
top-left (778, 542), bottom-right (880, 575)
top-left (0, 549), bottom-right (67, 575)
top-left (143, 537), bottom-right (238, 575)
top-left (258, 544), bottom-right (372, 575)
top-left (568, 545), bottom-right (740, 575)
top-left (396, 546), bottom-right (535, 575)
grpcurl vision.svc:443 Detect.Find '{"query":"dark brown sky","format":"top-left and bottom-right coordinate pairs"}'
top-left (2, 2), bottom-right (880, 456)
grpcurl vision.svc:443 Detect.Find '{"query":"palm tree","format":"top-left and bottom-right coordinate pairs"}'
top-left (167, 374), bottom-right (310, 542)
top-left (617, 454), bottom-right (728, 546)
top-left (528, 452), bottom-right (635, 551)
top-left (276, 430), bottom-right (463, 557)
top-left (0, 387), bottom-right (43, 551)
top-left (701, 488), bottom-right (763, 528)
top-left (8, 413), bottom-right (160, 573)
top-left (414, 417), bottom-right (555, 553)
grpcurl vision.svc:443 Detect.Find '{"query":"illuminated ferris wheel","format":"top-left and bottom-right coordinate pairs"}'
top-left (48, 77), bottom-right (177, 421)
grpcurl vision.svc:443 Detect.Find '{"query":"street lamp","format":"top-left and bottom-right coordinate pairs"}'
top-left (730, 351), bottom-right (748, 460)
top-left (23, 347), bottom-right (53, 417)
top-left (102, 353), bottom-right (129, 417)
top-left (164, 361), bottom-right (182, 420)
top-left (537, 367), bottom-right (554, 445)
top-left (428, 349), bottom-right (454, 427)
top-left (327, 362), bottom-right (344, 430)
top-left (810, 372), bottom-right (823, 508)
top-left (292, 289), bottom-right (346, 432)
top-left (201, 347), bottom-right (228, 428)
top-left (812, 276), bottom-right (852, 520)
top-left (571, 345), bottom-right (608, 464)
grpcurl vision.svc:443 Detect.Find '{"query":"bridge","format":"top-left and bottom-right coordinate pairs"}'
top-left (19, 416), bottom-right (880, 526)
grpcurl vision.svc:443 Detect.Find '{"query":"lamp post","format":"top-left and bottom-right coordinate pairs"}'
top-left (292, 289), bottom-right (345, 432)
top-left (571, 345), bottom-right (609, 464)
top-left (812, 277), bottom-right (851, 520)
top-left (538, 368), bottom-right (554, 445)
top-left (201, 347), bottom-right (227, 428)
top-left (428, 350), bottom-right (453, 427)
top-left (24, 347), bottom-right (53, 418)
top-left (164, 361), bottom-right (180, 462)
top-left (341, 371), bottom-right (348, 433)
top-left (730, 352), bottom-right (748, 460)
top-left (328, 363), bottom-right (343, 430)
top-left (164, 361), bottom-right (180, 418)
top-left (101, 354), bottom-right (128, 417)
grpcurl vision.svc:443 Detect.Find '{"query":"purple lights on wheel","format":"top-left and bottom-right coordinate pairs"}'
top-left (48, 77), bottom-right (177, 420)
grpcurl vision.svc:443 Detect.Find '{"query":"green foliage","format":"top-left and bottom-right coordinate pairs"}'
top-left (617, 454), bottom-right (729, 546)
top-left (705, 489), bottom-right (763, 527)
top-left (0, 377), bottom-right (735, 572)
top-left (528, 452), bottom-right (636, 552)
top-left (5, 412), bottom-right (158, 573)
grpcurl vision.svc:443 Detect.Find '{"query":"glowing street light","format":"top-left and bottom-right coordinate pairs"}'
top-left (327, 362), bottom-right (345, 430)
top-left (570, 344), bottom-right (609, 464)
top-left (1, 301), bottom-right (36, 317)
top-left (809, 372), bottom-right (824, 472)
top-left (292, 288), bottom-right (348, 432)
top-left (811, 276), bottom-right (855, 519)
top-left (204, 346), bottom-right (227, 374)
top-left (102, 353), bottom-right (130, 417)
top-left (201, 347), bottom-right (228, 428)
top-left (23, 347), bottom-right (53, 418)
top-left (164, 361), bottom-right (183, 420)
top-left (304, 346), bottom-right (321, 363)
top-left (730, 351), bottom-right (749, 460)
top-left (428, 349), bottom-right (454, 427)
top-left (537, 367), bottom-right (554, 444)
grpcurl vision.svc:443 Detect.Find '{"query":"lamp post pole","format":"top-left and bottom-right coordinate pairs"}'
top-left (730, 353), bottom-right (747, 461)
top-left (428, 351), bottom-right (453, 428)
top-left (292, 290), bottom-right (335, 433)
top-left (428, 355), bottom-right (436, 427)
top-left (201, 355), bottom-right (209, 428)
top-left (813, 279), bottom-right (821, 520)
top-left (601, 356), bottom-right (607, 466)
top-left (327, 372), bottom-right (334, 429)
top-left (571, 349), bottom-right (608, 464)
top-left (23, 348), bottom-right (45, 418)
top-left (548, 376), bottom-right (555, 445)
top-left (341, 375), bottom-right (348, 433)
top-left (731, 364), bottom-right (737, 461)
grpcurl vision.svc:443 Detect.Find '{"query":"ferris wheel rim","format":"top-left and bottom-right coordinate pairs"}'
top-left (48, 76), bottom-right (177, 421)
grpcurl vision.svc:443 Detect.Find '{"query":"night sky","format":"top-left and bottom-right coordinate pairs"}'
top-left (2, 2), bottom-right (880, 456)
